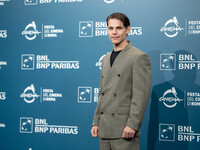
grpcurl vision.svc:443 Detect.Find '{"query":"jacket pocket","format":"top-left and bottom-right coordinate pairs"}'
top-left (117, 106), bottom-right (130, 115)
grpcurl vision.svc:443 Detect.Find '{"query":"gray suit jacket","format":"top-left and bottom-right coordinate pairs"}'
top-left (92, 42), bottom-right (151, 138)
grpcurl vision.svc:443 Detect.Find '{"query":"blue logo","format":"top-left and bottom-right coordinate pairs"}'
top-left (79, 21), bottom-right (93, 37)
top-left (21, 54), bottom-right (35, 70)
top-left (78, 87), bottom-right (92, 103)
top-left (160, 53), bottom-right (176, 70)
top-left (159, 124), bottom-right (175, 141)
top-left (20, 117), bottom-right (33, 133)
top-left (24, 0), bottom-right (38, 5)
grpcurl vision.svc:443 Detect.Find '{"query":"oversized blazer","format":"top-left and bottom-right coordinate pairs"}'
top-left (92, 42), bottom-right (151, 139)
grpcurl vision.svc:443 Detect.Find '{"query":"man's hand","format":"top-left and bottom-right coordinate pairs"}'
top-left (122, 126), bottom-right (136, 138)
top-left (91, 126), bottom-right (99, 137)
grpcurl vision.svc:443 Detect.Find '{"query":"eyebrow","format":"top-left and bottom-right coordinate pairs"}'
top-left (108, 26), bottom-right (123, 28)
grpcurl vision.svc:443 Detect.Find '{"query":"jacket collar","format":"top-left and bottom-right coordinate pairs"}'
top-left (112, 41), bottom-right (132, 53)
top-left (123, 41), bottom-right (133, 51)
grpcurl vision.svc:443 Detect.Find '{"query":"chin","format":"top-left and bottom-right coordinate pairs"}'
top-left (111, 40), bottom-right (120, 45)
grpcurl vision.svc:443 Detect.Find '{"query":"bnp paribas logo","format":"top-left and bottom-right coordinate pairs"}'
top-left (79, 21), bottom-right (93, 37)
top-left (21, 54), bottom-right (35, 70)
top-left (159, 123), bottom-right (175, 141)
top-left (77, 87), bottom-right (92, 103)
top-left (160, 53), bottom-right (176, 70)
top-left (20, 117), bottom-right (33, 133)
top-left (24, 0), bottom-right (38, 5)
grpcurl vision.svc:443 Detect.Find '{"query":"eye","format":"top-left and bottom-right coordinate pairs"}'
top-left (117, 27), bottom-right (122, 30)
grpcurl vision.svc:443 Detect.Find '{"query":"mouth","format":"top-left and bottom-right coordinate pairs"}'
top-left (111, 37), bottom-right (119, 40)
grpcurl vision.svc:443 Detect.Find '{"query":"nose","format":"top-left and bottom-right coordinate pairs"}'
top-left (112, 28), bottom-right (117, 35)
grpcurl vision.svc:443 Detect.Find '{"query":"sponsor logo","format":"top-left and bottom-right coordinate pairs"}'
top-left (159, 86), bottom-right (200, 108)
top-left (96, 53), bottom-right (107, 70)
top-left (22, 21), bottom-right (41, 40)
top-left (159, 123), bottom-right (200, 142)
top-left (160, 54), bottom-right (176, 70)
top-left (20, 84), bottom-right (63, 103)
top-left (178, 125), bottom-right (200, 142)
top-left (21, 54), bottom-right (79, 70)
top-left (21, 54), bottom-right (34, 70)
top-left (79, 21), bottom-right (93, 37)
top-left (0, 0), bottom-right (10, 6)
top-left (0, 30), bottom-right (7, 38)
top-left (161, 53), bottom-right (200, 70)
top-left (20, 117), bottom-right (78, 135)
top-left (104, 0), bottom-right (115, 3)
top-left (179, 54), bottom-right (200, 70)
top-left (159, 124), bottom-right (175, 141)
top-left (95, 22), bottom-right (107, 36)
top-left (24, 0), bottom-right (38, 5)
top-left (129, 27), bottom-right (142, 36)
top-left (78, 87), bottom-right (99, 103)
top-left (22, 21), bottom-right (64, 40)
top-left (0, 92), bottom-right (6, 100)
top-left (160, 16), bottom-right (184, 37)
top-left (80, 21), bottom-right (142, 37)
top-left (20, 117), bottom-right (33, 133)
top-left (20, 84), bottom-right (40, 103)
top-left (159, 87), bottom-right (183, 108)
top-left (78, 87), bottom-right (92, 103)
top-left (0, 61), bottom-right (7, 69)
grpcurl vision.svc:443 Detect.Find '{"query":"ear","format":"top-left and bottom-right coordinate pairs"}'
top-left (126, 26), bottom-right (131, 35)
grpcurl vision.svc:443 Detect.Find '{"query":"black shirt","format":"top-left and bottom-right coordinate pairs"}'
top-left (110, 50), bottom-right (122, 67)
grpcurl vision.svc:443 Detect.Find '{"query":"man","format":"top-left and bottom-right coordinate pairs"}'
top-left (91, 12), bottom-right (151, 150)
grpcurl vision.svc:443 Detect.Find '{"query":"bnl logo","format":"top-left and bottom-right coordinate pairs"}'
top-left (78, 87), bottom-right (92, 103)
top-left (21, 54), bottom-right (35, 70)
top-left (159, 123), bottom-right (175, 141)
top-left (160, 54), bottom-right (176, 70)
top-left (79, 21), bottom-right (93, 37)
top-left (20, 117), bottom-right (33, 133)
top-left (24, 0), bottom-right (38, 5)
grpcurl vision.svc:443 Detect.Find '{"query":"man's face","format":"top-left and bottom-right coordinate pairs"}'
top-left (107, 19), bottom-right (130, 46)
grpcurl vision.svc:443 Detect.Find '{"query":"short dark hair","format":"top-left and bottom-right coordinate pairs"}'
top-left (106, 12), bottom-right (130, 28)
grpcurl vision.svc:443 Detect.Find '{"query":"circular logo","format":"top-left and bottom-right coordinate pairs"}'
top-left (104, 0), bottom-right (115, 4)
top-left (20, 84), bottom-right (40, 103)
top-left (22, 21), bottom-right (41, 40)
top-left (160, 17), bottom-right (184, 38)
top-left (159, 87), bottom-right (183, 108)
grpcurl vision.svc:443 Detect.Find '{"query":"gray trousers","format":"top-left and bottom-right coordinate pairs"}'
top-left (99, 137), bottom-right (140, 150)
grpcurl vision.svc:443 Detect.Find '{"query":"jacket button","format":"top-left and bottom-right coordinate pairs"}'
top-left (113, 93), bottom-right (117, 97)
top-left (112, 113), bottom-right (115, 116)
top-left (117, 74), bottom-right (121, 77)
top-left (102, 93), bottom-right (105, 96)
top-left (101, 112), bottom-right (104, 115)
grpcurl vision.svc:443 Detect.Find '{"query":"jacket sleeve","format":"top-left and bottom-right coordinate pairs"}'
top-left (92, 58), bottom-right (104, 126)
top-left (126, 53), bottom-right (151, 131)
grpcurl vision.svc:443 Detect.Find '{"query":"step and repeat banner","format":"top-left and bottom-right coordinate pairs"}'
top-left (0, 0), bottom-right (200, 150)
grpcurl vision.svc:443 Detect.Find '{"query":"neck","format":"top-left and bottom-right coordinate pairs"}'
top-left (113, 40), bottom-right (128, 51)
